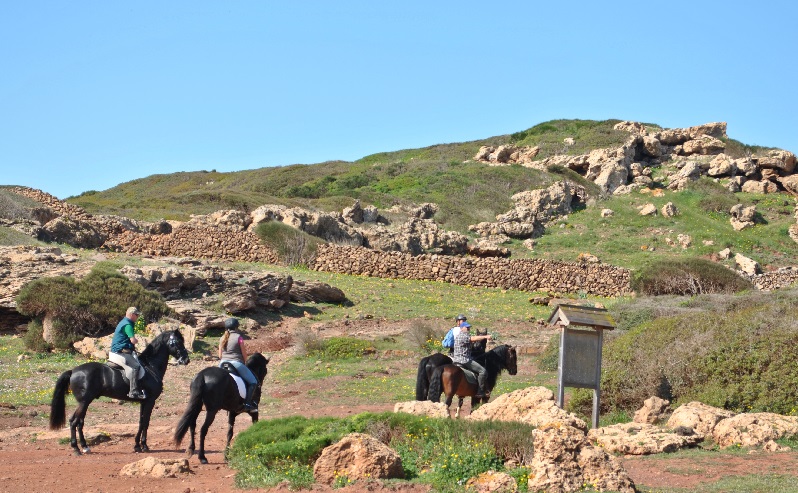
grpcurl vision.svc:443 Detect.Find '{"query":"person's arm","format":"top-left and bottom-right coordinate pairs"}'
top-left (469, 334), bottom-right (491, 342)
top-left (238, 337), bottom-right (249, 361)
top-left (218, 339), bottom-right (224, 359)
top-left (124, 324), bottom-right (138, 346)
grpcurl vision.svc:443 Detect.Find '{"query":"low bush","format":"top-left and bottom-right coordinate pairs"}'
top-left (687, 178), bottom-right (739, 214)
top-left (229, 413), bottom-right (536, 491)
top-left (254, 221), bottom-right (323, 267)
top-left (568, 290), bottom-right (798, 417)
top-left (15, 264), bottom-right (171, 351)
top-left (311, 337), bottom-right (374, 360)
top-left (632, 257), bottom-right (752, 295)
top-left (405, 321), bottom-right (443, 354)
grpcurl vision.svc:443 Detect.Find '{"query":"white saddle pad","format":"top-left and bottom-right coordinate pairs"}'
top-left (230, 374), bottom-right (246, 399)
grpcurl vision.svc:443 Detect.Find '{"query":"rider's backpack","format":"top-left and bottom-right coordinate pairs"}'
top-left (442, 328), bottom-right (455, 349)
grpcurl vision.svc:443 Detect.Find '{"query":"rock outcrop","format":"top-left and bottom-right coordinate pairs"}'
top-left (313, 433), bottom-right (404, 485)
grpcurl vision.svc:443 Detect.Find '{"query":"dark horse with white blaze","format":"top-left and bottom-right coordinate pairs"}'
top-left (414, 329), bottom-right (488, 401)
top-left (428, 344), bottom-right (517, 418)
top-left (174, 352), bottom-right (269, 464)
top-left (50, 330), bottom-right (190, 455)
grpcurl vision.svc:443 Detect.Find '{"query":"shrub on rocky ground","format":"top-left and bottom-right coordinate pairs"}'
top-left (569, 290), bottom-right (798, 417)
top-left (15, 264), bottom-right (171, 351)
top-left (632, 257), bottom-right (752, 295)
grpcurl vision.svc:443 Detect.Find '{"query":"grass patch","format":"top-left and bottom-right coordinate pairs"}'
top-left (228, 412), bottom-right (536, 491)
top-left (0, 335), bottom-right (81, 406)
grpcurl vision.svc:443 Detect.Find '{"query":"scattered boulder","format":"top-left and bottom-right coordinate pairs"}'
top-left (119, 457), bottom-right (191, 478)
top-left (712, 413), bottom-right (798, 449)
top-left (735, 253), bottom-right (761, 275)
top-left (466, 471), bottom-right (518, 493)
top-left (633, 396), bottom-right (671, 425)
top-left (313, 433), bottom-right (404, 485)
top-left (468, 387), bottom-right (587, 431)
top-left (600, 209), bottom-right (614, 218)
top-left (587, 422), bottom-right (703, 455)
top-left (393, 401), bottom-right (449, 418)
top-left (661, 202), bottom-right (678, 218)
top-left (39, 216), bottom-right (105, 248)
top-left (289, 280), bottom-right (347, 303)
top-left (639, 204), bottom-right (657, 216)
top-left (666, 402), bottom-right (735, 437)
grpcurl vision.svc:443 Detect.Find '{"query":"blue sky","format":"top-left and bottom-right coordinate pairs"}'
top-left (2, 1), bottom-right (796, 199)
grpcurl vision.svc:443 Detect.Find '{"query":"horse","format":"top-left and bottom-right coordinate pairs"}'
top-left (174, 352), bottom-right (269, 464)
top-left (427, 344), bottom-right (517, 418)
top-left (414, 329), bottom-right (488, 401)
top-left (50, 329), bottom-right (190, 455)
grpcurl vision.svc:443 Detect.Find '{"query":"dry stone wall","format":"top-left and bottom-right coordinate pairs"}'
top-left (104, 226), bottom-right (279, 264)
top-left (311, 244), bottom-right (631, 296)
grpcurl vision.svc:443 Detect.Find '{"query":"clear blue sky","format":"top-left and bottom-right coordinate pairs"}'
top-left (2, 1), bottom-right (797, 199)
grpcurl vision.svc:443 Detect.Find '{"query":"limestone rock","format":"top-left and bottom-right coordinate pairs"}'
top-left (660, 202), bottom-right (678, 218)
top-left (712, 413), bottom-right (798, 449)
top-left (289, 280), bottom-right (347, 303)
top-left (639, 204), bottom-right (657, 216)
top-left (754, 149), bottom-right (797, 174)
top-left (741, 180), bottom-right (779, 194)
top-left (667, 402), bottom-right (735, 437)
top-left (119, 457), bottom-right (191, 478)
top-left (313, 433), bottom-right (404, 485)
top-left (466, 471), bottom-right (518, 493)
top-left (600, 209), bottom-right (614, 218)
top-left (468, 386), bottom-right (587, 431)
top-left (39, 216), bottom-right (105, 248)
top-left (393, 401), bottom-right (449, 418)
top-left (587, 422), bottom-right (703, 455)
top-left (735, 253), bottom-right (761, 275)
top-left (633, 396), bottom-right (671, 424)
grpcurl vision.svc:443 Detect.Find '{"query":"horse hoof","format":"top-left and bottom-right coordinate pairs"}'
top-left (199, 458), bottom-right (208, 465)
top-left (82, 447), bottom-right (91, 454)
top-left (72, 450), bottom-right (82, 457)
top-left (140, 445), bottom-right (150, 453)
top-left (134, 445), bottom-right (142, 453)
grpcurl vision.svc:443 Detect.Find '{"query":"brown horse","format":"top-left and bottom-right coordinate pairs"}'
top-left (428, 344), bottom-right (517, 418)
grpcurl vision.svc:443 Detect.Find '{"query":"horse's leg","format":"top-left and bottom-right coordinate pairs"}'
top-left (68, 401), bottom-right (89, 455)
top-left (224, 411), bottom-right (238, 460)
top-left (186, 416), bottom-right (197, 459)
top-left (134, 400), bottom-right (156, 453)
top-left (198, 408), bottom-right (219, 465)
top-left (455, 396), bottom-right (464, 419)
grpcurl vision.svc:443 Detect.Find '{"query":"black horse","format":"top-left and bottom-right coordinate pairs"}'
top-left (414, 330), bottom-right (488, 401)
top-left (174, 352), bottom-right (269, 464)
top-left (428, 344), bottom-right (517, 418)
top-left (50, 330), bottom-right (190, 455)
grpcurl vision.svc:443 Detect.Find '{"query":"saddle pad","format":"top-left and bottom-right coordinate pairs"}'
top-left (455, 365), bottom-right (478, 386)
top-left (230, 374), bottom-right (246, 399)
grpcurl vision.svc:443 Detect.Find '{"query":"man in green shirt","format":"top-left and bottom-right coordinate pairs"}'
top-left (108, 307), bottom-right (146, 399)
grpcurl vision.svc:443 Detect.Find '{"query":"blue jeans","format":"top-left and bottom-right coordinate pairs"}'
top-left (220, 359), bottom-right (257, 387)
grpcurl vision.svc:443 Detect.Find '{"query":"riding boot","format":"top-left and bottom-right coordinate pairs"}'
top-left (242, 385), bottom-right (256, 412)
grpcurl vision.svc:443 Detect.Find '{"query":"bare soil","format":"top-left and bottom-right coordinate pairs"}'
top-left (1, 317), bottom-right (796, 493)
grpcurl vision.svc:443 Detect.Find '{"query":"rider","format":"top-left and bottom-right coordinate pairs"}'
top-left (109, 307), bottom-right (146, 400)
top-left (443, 314), bottom-right (468, 355)
top-left (451, 321), bottom-right (492, 399)
top-left (218, 318), bottom-right (258, 412)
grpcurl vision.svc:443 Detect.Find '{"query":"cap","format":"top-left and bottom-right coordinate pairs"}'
top-left (456, 314), bottom-right (467, 321)
top-left (127, 307), bottom-right (140, 316)
top-left (225, 318), bottom-right (240, 331)
top-left (461, 322), bottom-right (471, 328)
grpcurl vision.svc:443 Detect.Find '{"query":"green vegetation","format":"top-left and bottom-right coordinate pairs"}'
top-left (228, 413), bottom-right (535, 492)
top-left (632, 257), bottom-right (753, 295)
top-left (568, 290), bottom-right (798, 416)
top-left (0, 335), bottom-right (80, 407)
top-left (15, 263), bottom-right (171, 350)
top-left (510, 118), bottom-right (633, 158)
top-left (254, 220), bottom-right (324, 266)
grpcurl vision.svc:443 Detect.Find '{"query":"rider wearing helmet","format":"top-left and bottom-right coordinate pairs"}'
top-left (218, 318), bottom-right (258, 412)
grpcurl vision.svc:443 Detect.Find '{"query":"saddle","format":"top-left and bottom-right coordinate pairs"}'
top-left (105, 361), bottom-right (145, 381)
top-left (220, 362), bottom-right (247, 399)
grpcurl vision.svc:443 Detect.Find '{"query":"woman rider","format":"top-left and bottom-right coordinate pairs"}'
top-left (218, 318), bottom-right (258, 411)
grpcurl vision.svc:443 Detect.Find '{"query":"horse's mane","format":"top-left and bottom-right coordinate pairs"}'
top-left (245, 352), bottom-right (269, 382)
top-left (483, 345), bottom-right (511, 390)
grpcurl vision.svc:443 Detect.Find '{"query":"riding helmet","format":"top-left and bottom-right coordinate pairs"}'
top-left (224, 318), bottom-right (240, 331)
top-left (456, 314), bottom-right (467, 321)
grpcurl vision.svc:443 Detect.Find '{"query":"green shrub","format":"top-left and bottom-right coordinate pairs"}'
top-left (313, 337), bottom-right (374, 360)
top-left (538, 333), bottom-right (560, 372)
top-left (22, 320), bottom-right (52, 352)
top-left (687, 178), bottom-right (739, 214)
top-left (16, 265), bottom-right (171, 351)
top-left (632, 257), bottom-right (752, 295)
top-left (229, 413), bottom-right (535, 491)
top-left (569, 290), bottom-right (798, 416)
top-left (405, 321), bottom-right (443, 354)
top-left (254, 220), bottom-right (324, 267)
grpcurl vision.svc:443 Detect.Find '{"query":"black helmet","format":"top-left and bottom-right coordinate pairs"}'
top-left (224, 318), bottom-right (239, 331)
top-left (456, 314), bottom-right (466, 321)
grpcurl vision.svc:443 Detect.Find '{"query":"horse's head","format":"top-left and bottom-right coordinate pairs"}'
top-left (246, 352), bottom-right (269, 384)
top-left (165, 330), bottom-right (190, 365)
top-left (505, 345), bottom-right (517, 375)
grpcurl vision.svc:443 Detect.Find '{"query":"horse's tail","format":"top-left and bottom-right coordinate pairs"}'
top-left (427, 366), bottom-right (445, 403)
top-left (174, 374), bottom-right (205, 447)
top-left (49, 370), bottom-right (72, 430)
top-left (415, 356), bottom-right (431, 400)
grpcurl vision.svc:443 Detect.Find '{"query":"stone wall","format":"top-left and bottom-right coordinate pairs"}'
top-left (748, 269), bottom-right (798, 291)
top-left (103, 226), bottom-right (279, 264)
top-left (310, 244), bottom-right (632, 297)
